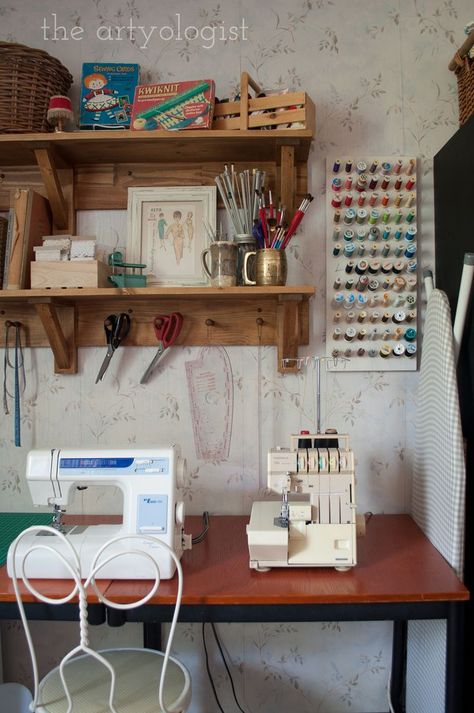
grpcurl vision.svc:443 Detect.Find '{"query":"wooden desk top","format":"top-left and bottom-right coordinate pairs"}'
top-left (0, 515), bottom-right (468, 608)
top-left (104, 514), bottom-right (469, 606)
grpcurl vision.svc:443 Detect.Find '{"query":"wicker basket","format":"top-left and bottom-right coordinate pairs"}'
top-left (0, 42), bottom-right (73, 133)
top-left (449, 32), bottom-right (474, 126)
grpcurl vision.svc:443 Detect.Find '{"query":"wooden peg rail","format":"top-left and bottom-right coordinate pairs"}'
top-left (0, 286), bottom-right (314, 374)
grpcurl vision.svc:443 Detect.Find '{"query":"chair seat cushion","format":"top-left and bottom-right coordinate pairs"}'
top-left (36, 648), bottom-right (191, 713)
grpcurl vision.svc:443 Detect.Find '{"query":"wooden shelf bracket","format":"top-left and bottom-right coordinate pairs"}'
top-left (33, 300), bottom-right (77, 374)
top-left (34, 148), bottom-right (70, 230)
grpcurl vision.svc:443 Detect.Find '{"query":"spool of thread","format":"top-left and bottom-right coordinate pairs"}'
top-left (381, 177), bottom-right (390, 190)
top-left (333, 311), bottom-right (342, 323)
top-left (406, 192), bottom-right (416, 208)
top-left (356, 228), bottom-right (366, 240)
top-left (343, 229), bottom-right (355, 241)
top-left (345, 159), bottom-right (353, 172)
top-left (355, 260), bottom-right (368, 275)
top-left (394, 177), bottom-right (402, 190)
top-left (345, 277), bottom-right (355, 289)
top-left (358, 243), bottom-right (366, 256)
top-left (406, 344), bottom-right (417, 357)
top-left (382, 243), bottom-right (391, 257)
top-left (333, 227), bottom-right (341, 240)
top-left (382, 227), bottom-right (391, 240)
top-left (381, 162), bottom-right (392, 175)
top-left (382, 210), bottom-right (390, 223)
top-left (392, 310), bottom-right (406, 324)
top-left (368, 226), bottom-right (380, 241)
top-left (345, 175), bottom-right (353, 190)
top-left (347, 310), bottom-right (356, 322)
top-left (380, 345), bottom-right (391, 358)
top-left (368, 279), bottom-right (379, 291)
top-left (345, 260), bottom-right (355, 273)
top-left (345, 293), bottom-right (356, 309)
top-left (394, 193), bottom-right (403, 207)
top-left (357, 191), bottom-right (367, 206)
top-left (47, 95), bottom-right (74, 132)
top-left (357, 347), bottom-right (366, 356)
top-left (406, 159), bottom-right (416, 176)
top-left (333, 243), bottom-right (342, 256)
top-left (369, 210), bottom-right (379, 225)
top-left (369, 192), bottom-right (379, 206)
top-left (356, 208), bottom-right (367, 224)
top-left (393, 343), bottom-right (405, 357)
top-left (356, 175), bottom-right (367, 192)
top-left (344, 208), bottom-right (356, 224)
top-left (356, 161), bottom-right (367, 175)
top-left (381, 193), bottom-right (390, 206)
top-left (332, 177), bottom-right (342, 191)
top-left (406, 177), bottom-right (416, 190)
top-left (405, 327), bottom-right (417, 341)
top-left (393, 260), bottom-right (404, 274)
top-left (405, 243), bottom-right (417, 258)
top-left (333, 159), bottom-right (341, 173)
top-left (333, 327), bottom-right (342, 340)
top-left (393, 159), bottom-right (403, 175)
top-left (344, 193), bottom-right (353, 206)
top-left (369, 175), bottom-right (378, 190)
top-left (334, 210), bottom-right (341, 223)
top-left (333, 292), bottom-right (345, 307)
top-left (369, 160), bottom-right (379, 174)
top-left (333, 277), bottom-right (342, 289)
top-left (332, 195), bottom-right (342, 208)
top-left (406, 210), bottom-right (416, 223)
top-left (406, 259), bottom-right (417, 273)
top-left (357, 311), bottom-right (367, 323)
top-left (406, 226), bottom-right (417, 241)
top-left (344, 242), bottom-right (356, 257)
top-left (368, 261), bottom-right (380, 274)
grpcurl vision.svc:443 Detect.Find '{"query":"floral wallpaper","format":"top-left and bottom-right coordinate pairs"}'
top-left (0, 0), bottom-right (471, 711)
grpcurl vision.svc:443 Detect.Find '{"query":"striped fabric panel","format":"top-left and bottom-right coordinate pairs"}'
top-left (412, 289), bottom-right (465, 577)
top-left (408, 289), bottom-right (465, 713)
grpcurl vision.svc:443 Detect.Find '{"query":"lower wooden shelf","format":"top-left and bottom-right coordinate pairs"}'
top-left (0, 286), bottom-right (314, 374)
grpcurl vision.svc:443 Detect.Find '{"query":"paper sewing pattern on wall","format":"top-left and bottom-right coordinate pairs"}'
top-left (326, 156), bottom-right (418, 372)
top-left (185, 346), bottom-right (233, 461)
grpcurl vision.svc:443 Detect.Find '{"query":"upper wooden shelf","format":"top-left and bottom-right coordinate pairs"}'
top-left (0, 129), bottom-right (314, 167)
top-left (0, 285), bottom-right (315, 375)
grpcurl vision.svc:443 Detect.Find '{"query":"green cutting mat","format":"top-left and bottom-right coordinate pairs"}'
top-left (0, 512), bottom-right (54, 566)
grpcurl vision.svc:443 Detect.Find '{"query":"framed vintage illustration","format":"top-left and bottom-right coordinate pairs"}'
top-left (127, 186), bottom-right (216, 285)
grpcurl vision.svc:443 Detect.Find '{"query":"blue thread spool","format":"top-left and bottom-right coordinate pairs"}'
top-left (344, 242), bottom-right (356, 258)
top-left (405, 243), bottom-right (416, 258)
top-left (405, 226), bottom-right (417, 241)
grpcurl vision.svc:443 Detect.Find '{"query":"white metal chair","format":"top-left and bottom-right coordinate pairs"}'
top-left (10, 526), bottom-right (191, 713)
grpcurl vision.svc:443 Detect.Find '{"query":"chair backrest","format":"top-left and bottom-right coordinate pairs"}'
top-left (10, 525), bottom-right (183, 713)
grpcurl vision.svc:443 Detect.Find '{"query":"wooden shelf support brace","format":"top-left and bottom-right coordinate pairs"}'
top-left (280, 145), bottom-right (296, 217)
top-left (34, 301), bottom-right (77, 374)
top-left (34, 148), bottom-right (69, 230)
top-left (277, 296), bottom-right (302, 374)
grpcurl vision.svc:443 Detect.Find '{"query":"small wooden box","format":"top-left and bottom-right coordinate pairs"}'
top-left (31, 260), bottom-right (110, 289)
top-left (212, 72), bottom-right (315, 132)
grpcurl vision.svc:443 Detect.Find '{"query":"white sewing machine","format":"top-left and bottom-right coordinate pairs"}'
top-left (247, 432), bottom-right (357, 571)
top-left (7, 446), bottom-right (190, 580)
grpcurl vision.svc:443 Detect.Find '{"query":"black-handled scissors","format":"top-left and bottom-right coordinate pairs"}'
top-left (95, 313), bottom-right (131, 383)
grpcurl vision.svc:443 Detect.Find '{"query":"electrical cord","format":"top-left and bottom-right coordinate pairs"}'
top-left (202, 622), bottom-right (226, 713)
top-left (192, 511), bottom-right (210, 545)
top-left (210, 622), bottom-right (249, 713)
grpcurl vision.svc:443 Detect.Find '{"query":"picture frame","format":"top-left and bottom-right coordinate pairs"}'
top-left (127, 186), bottom-right (216, 285)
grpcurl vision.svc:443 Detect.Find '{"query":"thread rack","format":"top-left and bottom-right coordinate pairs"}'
top-left (325, 156), bottom-right (418, 372)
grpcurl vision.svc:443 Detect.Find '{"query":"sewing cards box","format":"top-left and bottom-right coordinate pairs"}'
top-left (130, 79), bottom-right (215, 131)
top-left (79, 62), bottom-right (140, 129)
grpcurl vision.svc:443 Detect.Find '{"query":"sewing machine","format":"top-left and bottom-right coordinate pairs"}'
top-left (247, 432), bottom-right (357, 571)
top-left (7, 446), bottom-right (190, 580)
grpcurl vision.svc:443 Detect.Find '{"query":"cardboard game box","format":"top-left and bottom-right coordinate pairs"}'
top-left (80, 63), bottom-right (140, 129)
top-left (131, 79), bottom-right (215, 131)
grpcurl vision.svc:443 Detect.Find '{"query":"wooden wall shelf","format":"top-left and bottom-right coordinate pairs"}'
top-left (0, 286), bottom-right (314, 375)
top-left (0, 122), bottom-right (315, 373)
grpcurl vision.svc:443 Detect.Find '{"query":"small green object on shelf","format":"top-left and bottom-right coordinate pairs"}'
top-left (108, 251), bottom-right (147, 288)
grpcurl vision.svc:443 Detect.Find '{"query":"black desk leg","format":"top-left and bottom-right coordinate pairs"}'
top-left (391, 620), bottom-right (407, 713)
top-left (446, 602), bottom-right (465, 713)
top-left (144, 622), bottom-right (162, 650)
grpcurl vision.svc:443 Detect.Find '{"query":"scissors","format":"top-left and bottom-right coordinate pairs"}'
top-left (95, 313), bottom-right (131, 383)
top-left (140, 312), bottom-right (183, 384)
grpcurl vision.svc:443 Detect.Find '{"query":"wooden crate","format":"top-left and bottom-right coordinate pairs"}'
top-left (212, 72), bottom-right (315, 131)
top-left (31, 260), bottom-right (110, 289)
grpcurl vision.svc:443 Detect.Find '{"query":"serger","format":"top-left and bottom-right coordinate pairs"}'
top-left (247, 432), bottom-right (357, 571)
top-left (7, 446), bottom-right (190, 580)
